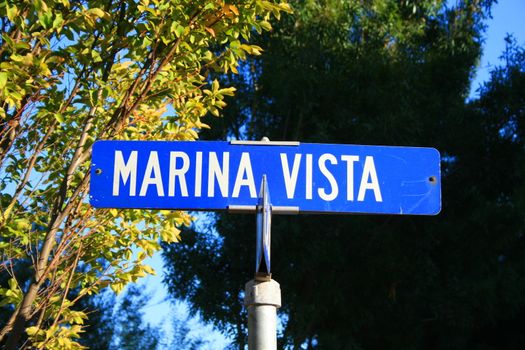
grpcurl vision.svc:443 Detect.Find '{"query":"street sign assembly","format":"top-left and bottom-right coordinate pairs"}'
top-left (90, 140), bottom-right (441, 215)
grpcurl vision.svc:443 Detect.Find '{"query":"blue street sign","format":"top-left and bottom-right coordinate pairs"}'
top-left (90, 140), bottom-right (441, 215)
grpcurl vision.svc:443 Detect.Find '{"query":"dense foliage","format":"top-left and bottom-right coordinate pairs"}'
top-left (163, 0), bottom-right (525, 349)
top-left (0, 0), bottom-right (290, 348)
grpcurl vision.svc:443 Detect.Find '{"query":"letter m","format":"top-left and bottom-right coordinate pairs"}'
top-left (113, 151), bottom-right (138, 196)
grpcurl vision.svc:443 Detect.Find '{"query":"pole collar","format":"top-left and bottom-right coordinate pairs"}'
top-left (244, 279), bottom-right (282, 308)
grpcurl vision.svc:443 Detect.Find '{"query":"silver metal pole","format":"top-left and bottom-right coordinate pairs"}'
top-left (245, 279), bottom-right (281, 350)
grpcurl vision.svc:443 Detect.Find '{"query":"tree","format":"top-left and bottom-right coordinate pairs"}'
top-left (79, 286), bottom-right (160, 350)
top-left (80, 285), bottom-right (215, 350)
top-left (168, 306), bottom-right (211, 350)
top-left (0, 0), bottom-right (291, 348)
top-left (110, 286), bottom-right (161, 350)
top-left (161, 1), bottom-right (525, 349)
top-left (76, 289), bottom-right (116, 350)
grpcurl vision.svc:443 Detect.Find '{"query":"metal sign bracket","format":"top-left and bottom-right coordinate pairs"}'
top-left (255, 174), bottom-right (272, 279)
top-left (230, 136), bottom-right (300, 146)
top-left (228, 205), bottom-right (299, 214)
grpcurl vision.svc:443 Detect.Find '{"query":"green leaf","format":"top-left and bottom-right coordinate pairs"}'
top-left (142, 264), bottom-right (155, 275)
top-left (203, 2), bottom-right (215, 11)
top-left (260, 20), bottom-right (272, 31)
top-left (0, 72), bottom-right (7, 89)
top-left (52, 12), bottom-right (64, 30)
top-left (54, 113), bottom-right (64, 123)
top-left (5, 1), bottom-right (18, 22)
top-left (38, 11), bottom-right (54, 29)
top-left (173, 24), bottom-right (185, 38)
top-left (141, 36), bottom-right (153, 48)
top-left (26, 326), bottom-right (41, 337)
top-left (86, 8), bottom-right (108, 20)
top-left (212, 79), bottom-right (220, 93)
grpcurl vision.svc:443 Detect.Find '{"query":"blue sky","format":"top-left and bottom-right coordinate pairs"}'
top-left (137, 0), bottom-right (525, 347)
top-left (470, 0), bottom-right (525, 97)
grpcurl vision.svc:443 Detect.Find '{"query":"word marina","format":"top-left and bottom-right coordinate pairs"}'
top-left (112, 150), bottom-right (383, 202)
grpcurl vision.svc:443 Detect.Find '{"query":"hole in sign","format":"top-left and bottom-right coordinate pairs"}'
top-left (428, 176), bottom-right (437, 184)
top-left (95, 169), bottom-right (103, 175)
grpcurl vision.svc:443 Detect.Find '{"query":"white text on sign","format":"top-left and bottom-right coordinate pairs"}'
top-left (112, 151), bottom-right (382, 202)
